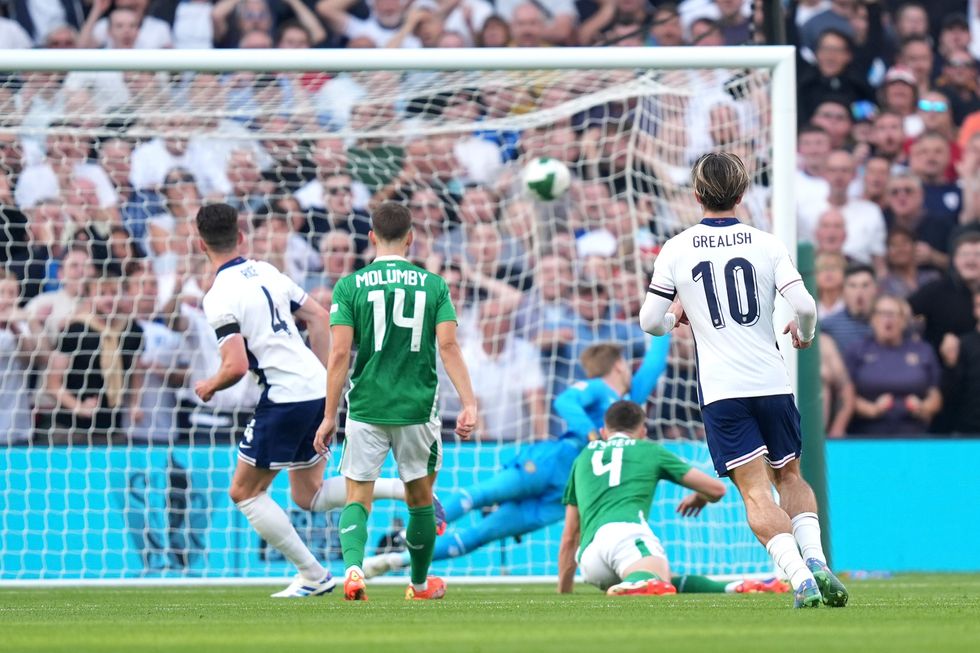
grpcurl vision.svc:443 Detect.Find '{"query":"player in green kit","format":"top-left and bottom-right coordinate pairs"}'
top-left (315, 202), bottom-right (478, 602)
top-left (559, 401), bottom-right (789, 596)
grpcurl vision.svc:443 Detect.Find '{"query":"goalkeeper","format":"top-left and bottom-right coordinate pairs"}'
top-left (559, 400), bottom-right (788, 596)
top-left (363, 338), bottom-right (670, 577)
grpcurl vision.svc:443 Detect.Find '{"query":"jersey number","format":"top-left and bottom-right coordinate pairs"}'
top-left (591, 448), bottom-right (624, 487)
top-left (366, 289), bottom-right (427, 352)
top-left (692, 258), bottom-right (759, 329)
top-left (261, 286), bottom-right (290, 334)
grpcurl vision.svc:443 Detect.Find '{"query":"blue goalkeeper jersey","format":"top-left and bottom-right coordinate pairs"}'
top-left (553, 334), bottom-right (671, 448)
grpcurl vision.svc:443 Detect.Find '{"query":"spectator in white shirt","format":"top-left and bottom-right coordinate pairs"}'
top-left (317, 0), bottom-right (422, 48)
top-left (822, 149), bottom-right (887, 273)
top-left (0, 17), bottom-right (33, 48)
top-left (493, 0), bottom-right (577, 44)
top-left (15, 123), bottom-right (116, 210)
top-left (80, 0), bottom-right (173, 49)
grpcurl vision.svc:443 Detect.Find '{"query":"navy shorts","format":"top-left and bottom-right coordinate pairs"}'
top-left (237, 397), bottom-right (325, 470)
top-left (701, 394), bottom-right (802, 477)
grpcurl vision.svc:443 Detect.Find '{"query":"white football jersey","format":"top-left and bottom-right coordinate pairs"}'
top-left (648, 218), bottom-right (803, 406)
top-left (203, 257), bottom-right (326, 404)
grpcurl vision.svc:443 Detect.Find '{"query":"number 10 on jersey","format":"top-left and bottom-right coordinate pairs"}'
top-left (367, 289), bottom-right (427, 352)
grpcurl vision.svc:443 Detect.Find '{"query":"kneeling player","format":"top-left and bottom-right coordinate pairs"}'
top-left (558, 401), bottom-right (788, 596)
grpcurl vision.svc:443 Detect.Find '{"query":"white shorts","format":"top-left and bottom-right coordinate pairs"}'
top-left (578, 521), bottom-right (668, 591)
top-left (340, 416), bottom-right (442, 482)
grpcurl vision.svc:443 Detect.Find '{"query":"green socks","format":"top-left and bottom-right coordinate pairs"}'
top-left (339, 502), bottom-right (369, 570)
top-left (407, 504), bottom-right (436, 586)
top-left (671, 575), bottom-right (730, 593)
top-left (624, 570), bottom-right (660, 583)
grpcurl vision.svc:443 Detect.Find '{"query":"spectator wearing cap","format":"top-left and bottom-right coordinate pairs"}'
top-left (80, 0), bottom-right (173, 49)
top-left (935, 50), bottom-right (980, 126)
top-left (796, 29), bottom-right (874, 126)
top-left (879, 66), bottom-right (922, 138)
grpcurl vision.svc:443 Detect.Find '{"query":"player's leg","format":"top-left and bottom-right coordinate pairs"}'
top-left (300, 474), bottom-right (406, 512)
top-left (671, 575), bottom-right (790, 594)
top-left (728, 458), bottom-right (819, 608)
top-left (391, 417), bottom-right (445, 600)
top-left (602, 523), bottom-right (676, 596)
top-left (759, 395), bottom-right (848, 607)
top-left (338, 418), bottom-right (392, 600)
top-left (233, 404), bottom-right (332, 597)
top-left (230, 462), bottom-right (331, 595)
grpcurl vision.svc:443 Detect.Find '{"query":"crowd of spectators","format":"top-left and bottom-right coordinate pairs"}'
top-left (0, 0), bottom-right (979, 446)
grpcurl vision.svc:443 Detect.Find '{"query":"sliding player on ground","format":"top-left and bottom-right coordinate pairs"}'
top-left (559, 400), bottom-right (788, 596)
top-left (639, 152), bottom-right (848, 608)
top-left (362, 339), bottom-right (670, 578)
top-left (315, 202), bottom-right (478, 601)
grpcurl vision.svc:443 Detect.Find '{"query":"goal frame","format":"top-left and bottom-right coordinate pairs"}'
top-left (0, 47), bottom-right (798, 586)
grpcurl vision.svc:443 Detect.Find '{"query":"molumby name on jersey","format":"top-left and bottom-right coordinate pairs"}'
top-left (355, 268), bottom-right (429, 288)
top-left (693, 232), bottom-right (752, 248)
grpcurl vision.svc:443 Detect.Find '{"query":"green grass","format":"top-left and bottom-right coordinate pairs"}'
top-left (2, 575), bottom-right (979, 653)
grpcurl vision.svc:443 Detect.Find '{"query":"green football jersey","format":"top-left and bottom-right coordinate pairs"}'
top-left (330, 256), bottom-right (457, 425)
top-left (562, 434), bottom-right (693, 551)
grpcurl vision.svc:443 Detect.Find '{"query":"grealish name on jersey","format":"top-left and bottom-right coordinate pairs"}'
top-left (693, 232), bottom-right (752, 248)
top-left (355, 268), bottom-right (429, 288)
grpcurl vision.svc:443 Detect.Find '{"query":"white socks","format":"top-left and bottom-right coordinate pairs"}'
top-left (309, 477), bottom-right (406, 512)
top-left (237, 493), bottom-right (326, 580)
top-left (765, 532), bottom-right (815, 590)
top-left (791, 512), bottom-right (826, 564)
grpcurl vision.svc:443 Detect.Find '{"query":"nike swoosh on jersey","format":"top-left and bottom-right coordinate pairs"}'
top-left (405, 541), bottom-right (423, 550)
top-left (340, 525), bottom-right (358, 534)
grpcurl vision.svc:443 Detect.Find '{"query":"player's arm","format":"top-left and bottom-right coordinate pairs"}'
top-left (675, 467), bottom-right (726, 516)
top-left (640, 242), bottom-right (681, 336)
top-left (315, 323), bottom-right (353, 454)
top-left (553, 381), bottom-right (600, 441)
top-left (628, 333), bottom-right (672, 405)
top-left (774, 243), bottom-right (818, 349)
top-left (437, 320), bottom-right (478, 439)
top-left (293, 295), bottom-right (331, 369)
top-left (195, 334), bottom-right (249, 402)
top-left (557, 504), bottom-right (580, 594)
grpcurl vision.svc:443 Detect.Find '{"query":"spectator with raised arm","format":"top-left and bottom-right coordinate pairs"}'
top-left (317, 0), bottom-right (420, 47)
top-left (493, 0), bottom-right (577, 45)
top-left (80, 0), bottom-right (173, 49)
top-left (844, 294), bottom-right (942, 437)
top-left (578, 0), bottom-right (649, 47)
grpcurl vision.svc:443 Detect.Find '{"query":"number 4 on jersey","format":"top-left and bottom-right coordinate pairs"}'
top-left (591, 447), bottom-right (624, 487)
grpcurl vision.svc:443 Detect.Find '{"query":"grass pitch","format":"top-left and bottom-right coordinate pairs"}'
top-left (2, 575), bottom-right (978, 653)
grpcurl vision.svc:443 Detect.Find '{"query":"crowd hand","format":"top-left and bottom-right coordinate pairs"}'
top-left (455, 404), bottom-right (477, 440)
top-left (874, 393), bottom-right (894, 417)
top-left (939, 332), bottom-right (960, 367)
top-left (129, 406), bottom-right (145, 426)
top-left (314, 416), bottom-right (336, 455)
top-left (782, 320), bottom-right (812, 349)
top-left (676, 493), bottom-right (708, 517)
top-left (914, 242), bottom-right (939, 267)
top-left (904, 395), bottom-right (926, 419)
top-left (75, 396), bottom-right (100, 419)
top-left (90, 0), bottom-right (111, 18)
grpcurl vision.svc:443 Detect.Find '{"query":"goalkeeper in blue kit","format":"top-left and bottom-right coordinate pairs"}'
top-left (362, 338), bottom-right (671, 577)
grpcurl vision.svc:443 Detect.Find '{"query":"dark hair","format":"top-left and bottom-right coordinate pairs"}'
top-left (953, 230), bottom-right (980, 254)
top-left (887, 226), bottom-right (917, 243)
top-left (816, 28), bottom-right (854, 52)
top-left (371, 202), bottom-right (412, 242)
top-left (275, 19), bottom-right (311, 47)
top-left (798, 123), bottom-right (829, 138)
top-left (196, 203), bottom-right (240, 253)
top-left (844, 263), bottom-right (876, 280)
top-left (604, 400), bottom-right (646, 433)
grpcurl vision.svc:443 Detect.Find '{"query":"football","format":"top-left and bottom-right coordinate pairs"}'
top-left (522, 156), bottom-right (572, 201)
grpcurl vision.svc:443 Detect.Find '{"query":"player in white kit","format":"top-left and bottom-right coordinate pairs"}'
top-left (638, 153), bottom-right (848, 609)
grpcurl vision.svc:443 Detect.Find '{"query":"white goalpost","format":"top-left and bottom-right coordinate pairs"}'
top-left (0, 47), bottom-right (796, 585)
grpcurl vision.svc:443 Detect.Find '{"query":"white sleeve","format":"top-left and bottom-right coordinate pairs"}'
top-left (547, 0), bottom-right (578, 18)
top-left (639, 292), bottom-right (676, 336)
top-left (284, 273), bottom-right (309, 311)
top-left (202, 291), bottom-right (240, 345)
top-left (771, 239), bottom-right (804, 295)
top-left (780, 281), bottom-right (817, 343)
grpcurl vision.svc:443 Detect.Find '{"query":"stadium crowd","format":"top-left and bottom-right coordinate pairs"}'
top-left (0, 0), bottom-right (979, 446)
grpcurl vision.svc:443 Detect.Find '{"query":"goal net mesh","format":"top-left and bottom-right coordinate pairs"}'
top-left (0, 65), bottom-right (776, 581)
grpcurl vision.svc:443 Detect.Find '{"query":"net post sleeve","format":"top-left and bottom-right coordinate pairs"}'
top-left (796, 241), bottom-right (832, 567)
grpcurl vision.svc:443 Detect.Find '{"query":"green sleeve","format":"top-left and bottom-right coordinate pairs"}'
top-left (434, 278), bottom-right (457, 325)
top-left (330, 278), bottom-right (354, 327)
top-left (561, 460), bottom-right (578, 506)
top-left (651, 444), bottom-right (693, 484)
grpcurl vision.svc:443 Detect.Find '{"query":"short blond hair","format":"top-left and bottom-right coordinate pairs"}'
top-left (691, 151), bottom-right (749, 212)
top-left (580, 343), bottom-right (623, 379)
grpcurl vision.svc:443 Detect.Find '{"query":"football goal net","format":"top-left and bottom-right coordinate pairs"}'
top-left (0, 47), bottom-right (796, 584)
